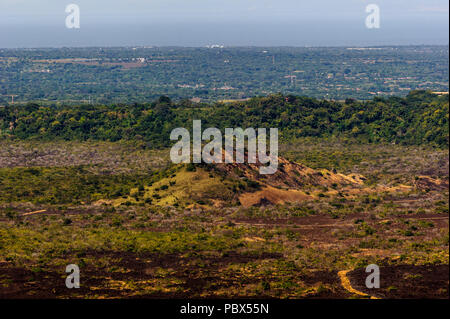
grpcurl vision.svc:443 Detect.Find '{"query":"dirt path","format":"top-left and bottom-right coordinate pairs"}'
top-left (338, 270), bottom-right (379, 299)
top-left (232, 216), bottom-right (448, 229)
top-left (21, 209), bottom-right (47, 216)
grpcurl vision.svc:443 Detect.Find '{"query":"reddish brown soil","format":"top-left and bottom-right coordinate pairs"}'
top-left (348, 264), bottom-right (449, 299)
top-left (0, 251), bottom-right (283, 299)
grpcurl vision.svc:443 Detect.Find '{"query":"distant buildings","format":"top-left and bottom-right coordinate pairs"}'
top-left (432, 91), bottom-right (449, 95)
top-left (206, 44), bottom-right (224, 49)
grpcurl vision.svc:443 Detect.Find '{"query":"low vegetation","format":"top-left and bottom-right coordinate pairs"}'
top-left (0, 135), bottom-right (447, 298)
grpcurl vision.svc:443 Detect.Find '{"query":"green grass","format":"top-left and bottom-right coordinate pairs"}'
top-left (0, 166), bottom-right (155, 204)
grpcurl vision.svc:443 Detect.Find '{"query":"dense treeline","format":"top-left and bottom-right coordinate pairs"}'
top-left (0, 90), bottom-right (448, 147)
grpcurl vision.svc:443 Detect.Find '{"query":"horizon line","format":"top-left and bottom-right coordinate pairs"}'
top-left (1, 44), bottom-right (449, 50)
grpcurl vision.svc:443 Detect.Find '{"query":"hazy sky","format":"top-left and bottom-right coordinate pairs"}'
top-left (0, 0), bottom-right (448, 47)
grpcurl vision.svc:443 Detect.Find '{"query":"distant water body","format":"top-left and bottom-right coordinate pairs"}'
top-left (0, 21), bottom-right (448, 48)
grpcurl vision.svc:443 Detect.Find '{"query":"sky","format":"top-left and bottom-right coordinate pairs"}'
top-left (0, 0), bottom-right (448, 47)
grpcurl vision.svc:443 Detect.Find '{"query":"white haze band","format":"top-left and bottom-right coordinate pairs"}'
top-left (170, 120), bottom-right (278, 175)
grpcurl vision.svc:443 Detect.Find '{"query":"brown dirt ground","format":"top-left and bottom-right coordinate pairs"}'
top-left (348, 264), bottom-right (449, 299)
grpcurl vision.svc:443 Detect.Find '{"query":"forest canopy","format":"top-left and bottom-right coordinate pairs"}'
top-left (0, 90), bottom-right (448, 148)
